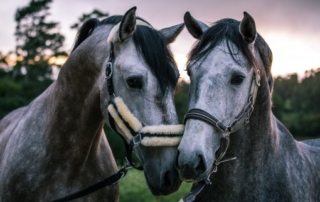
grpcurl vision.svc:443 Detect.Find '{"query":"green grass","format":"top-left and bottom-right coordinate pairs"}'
top-left (120, 170), bottom-right (192, 202)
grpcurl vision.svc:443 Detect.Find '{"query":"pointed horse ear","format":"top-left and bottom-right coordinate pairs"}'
top-left (239, 11), bottom-right (257, 43)
top-left (119, 6), bottom-right (137, 42)
top-left (184, 11), bottom-right (209, 39)
top-left (159, 23), bottom-right (184, 44)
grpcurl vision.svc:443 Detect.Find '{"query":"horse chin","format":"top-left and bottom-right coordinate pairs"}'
top-left (178, 166), bottom-right (213, 184)
top-left (144, 166), bottom-right (181, 195)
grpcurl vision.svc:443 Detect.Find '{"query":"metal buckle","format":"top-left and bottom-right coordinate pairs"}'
top-left (255, 69), bottom-right (261, 86)
top-left (215, 121), bottom-right (225, 132)
top-left (132, 134), bottom-right (142, 146)
top-left (105, 62), bottom-right (113, 79)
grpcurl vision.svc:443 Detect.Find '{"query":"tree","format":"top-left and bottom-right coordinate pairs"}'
top-left (0, 0), bottom-right (67, 118)
top-left (272, 68), bottom-right (320, 137)
top-left (14, 0), bottom-right (66, 80)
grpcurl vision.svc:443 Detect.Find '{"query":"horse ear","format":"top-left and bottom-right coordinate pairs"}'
top-left (184, 12), bottom-right (209, 39)
top-left (239, 12), bottom-right (257, 43)
top-left (119, 7), bottom-right (137, 42)
top-left (159, 23), bottom-right (184, 44)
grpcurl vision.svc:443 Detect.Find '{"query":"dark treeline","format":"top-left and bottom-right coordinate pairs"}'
top-left (273, 69), bottom-right (320, 137)
top-left (0, 1), bottom-right (319, 162)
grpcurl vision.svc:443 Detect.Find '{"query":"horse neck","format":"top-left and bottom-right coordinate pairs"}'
top-left (46, 45), bottom-right (108, 166)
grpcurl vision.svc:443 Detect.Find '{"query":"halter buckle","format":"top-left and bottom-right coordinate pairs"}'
top-left (105, 62), bottom-right (113, 79)
top-left (255, 69), bottom-right (261, 86)
top-left (131, 134), bottom-right (142, 146)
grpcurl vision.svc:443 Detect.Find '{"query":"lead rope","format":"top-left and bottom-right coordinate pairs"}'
top-left (210, 134), bottom-right (237, 174)
top-left (180, 135), bottom-right (236, 202)
top-left (51, 161), bottom-right (131, 202)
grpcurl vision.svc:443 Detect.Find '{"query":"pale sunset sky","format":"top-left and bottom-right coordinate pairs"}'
top-left (1, 0), bottom-right (319, 79)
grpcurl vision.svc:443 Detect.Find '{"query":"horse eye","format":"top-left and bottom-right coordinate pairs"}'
top-left (126, 76), bottom-right (143, 89)
top-left (230, 74), bottom-right (245, 85)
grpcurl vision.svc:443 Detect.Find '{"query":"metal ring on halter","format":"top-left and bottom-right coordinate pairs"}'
top-left (105, 62), bottom-right (113, 79)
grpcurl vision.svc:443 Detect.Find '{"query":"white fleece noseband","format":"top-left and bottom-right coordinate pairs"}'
top-left (108, 97), bottom-right (184, 147)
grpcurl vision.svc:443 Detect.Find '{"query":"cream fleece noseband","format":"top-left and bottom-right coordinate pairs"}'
top-left (108, 97), bottom-right (184, 147)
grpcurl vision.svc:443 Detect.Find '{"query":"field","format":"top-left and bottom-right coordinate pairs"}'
top-left (120, 169), bottom-right (192, 202)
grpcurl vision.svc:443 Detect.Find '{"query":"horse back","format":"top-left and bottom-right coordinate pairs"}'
top-left (302, 138), bottom-right (320, 147)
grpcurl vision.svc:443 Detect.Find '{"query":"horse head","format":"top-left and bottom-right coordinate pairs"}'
top-left (71, 7), bottom-right (184, 195)
top-left (177, 11), bottom-right (272, 182)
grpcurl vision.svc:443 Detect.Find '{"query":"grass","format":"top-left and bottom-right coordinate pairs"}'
top-left (120, 169), bottom-right (192, 202)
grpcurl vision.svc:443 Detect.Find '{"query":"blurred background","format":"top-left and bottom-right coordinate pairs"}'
top-left (0, 0), bottom-right (319, 201)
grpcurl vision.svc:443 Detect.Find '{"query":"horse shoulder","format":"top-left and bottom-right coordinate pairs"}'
top-left (275, 117), bottom-right (320, 201)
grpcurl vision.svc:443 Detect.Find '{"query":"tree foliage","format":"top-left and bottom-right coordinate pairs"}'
top-left (0, 0), bottom-right (65, 117)
top-left (14, 0), bottom-right (66, 80)
top-left (272, 68), bottom-right (320, 137)
top-left (70, 9), bottom-right (109, 30)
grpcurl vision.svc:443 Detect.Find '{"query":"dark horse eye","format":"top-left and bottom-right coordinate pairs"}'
top-left (126, 76), bottom-right (143, 89)
top-left (230, 74), bottom-right (245, 85)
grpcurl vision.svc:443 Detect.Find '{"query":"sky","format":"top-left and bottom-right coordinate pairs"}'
top-left (1, 0), bottom-right (320, 78)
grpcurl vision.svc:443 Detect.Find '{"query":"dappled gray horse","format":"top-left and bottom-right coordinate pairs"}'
top-left (0, 7), bottom-right (184, 201)
top-left (177, 12), bottom-right (320, 201)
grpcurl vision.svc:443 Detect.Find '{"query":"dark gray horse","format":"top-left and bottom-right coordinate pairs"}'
top-left (0, 7), bottom-right (184, 201)
top-left (177, 11), bottom-right (320, 201)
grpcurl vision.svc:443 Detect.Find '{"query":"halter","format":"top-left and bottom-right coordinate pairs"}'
top-left (181, 64), bottom-right (261, 202)
top-left (105, 43), bottom-right (184, 167)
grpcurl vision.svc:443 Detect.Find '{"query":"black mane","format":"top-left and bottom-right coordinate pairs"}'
top-left (188, 18), bottom-right (272, 76)
top-left (73, 15), bottom-right (179, 93)
top-left (72, 18), bottom-right (100, 52)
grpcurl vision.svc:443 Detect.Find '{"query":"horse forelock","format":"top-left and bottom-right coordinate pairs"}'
top-left (132, 26), bottom-right (179, 94)
top-left (187, 19), bottom-right (271, 73)
top-left (187, 18), bottom-right (273, 94)
top-left (103, 15), bottom-right (179, 94)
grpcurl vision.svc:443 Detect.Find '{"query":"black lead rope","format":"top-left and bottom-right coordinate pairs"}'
top-left (51, 166), bottom-right (128, 202)
top-left (182, 181), bottom-right (207, 202)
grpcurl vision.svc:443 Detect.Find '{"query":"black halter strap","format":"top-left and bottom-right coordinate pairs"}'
top-left (105, 43), bottom-right (143, 170)
top-left (106, 43), bottom-right (115, 96)
top-left (51, 167), bottom-right (128, 202)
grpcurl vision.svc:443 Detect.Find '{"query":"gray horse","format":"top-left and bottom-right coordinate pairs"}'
top-left (177, 11), bottom-right (320, 201)
top-left (0, 7), bottom-right (184, 201)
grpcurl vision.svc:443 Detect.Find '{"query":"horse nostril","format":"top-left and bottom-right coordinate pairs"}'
top-left (195, 153), bottom-right (206, 174)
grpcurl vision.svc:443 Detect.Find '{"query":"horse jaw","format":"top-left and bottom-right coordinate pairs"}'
top-left (177, 119), bottom-right (221, 182)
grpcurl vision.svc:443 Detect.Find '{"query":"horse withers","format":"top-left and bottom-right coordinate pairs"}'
top-left (177, 11), bottom-right (320, 201)
top-left (0, 7), bottom-right (184, 201)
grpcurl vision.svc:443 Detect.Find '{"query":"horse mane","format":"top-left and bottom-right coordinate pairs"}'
top-left (72, 15), bottom-right (179, 94)
top-left (72, 18), bottom-right (100, 52)
top-left (132, 26), bottom-right (178, 93)
top-left (187, 18), bottom-right (273, 89)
